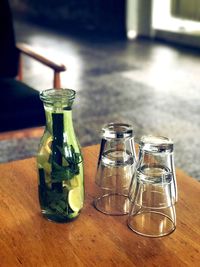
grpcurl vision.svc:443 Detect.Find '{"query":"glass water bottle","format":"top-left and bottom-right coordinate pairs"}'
top-left (37, 89), bottom-right (84, 222)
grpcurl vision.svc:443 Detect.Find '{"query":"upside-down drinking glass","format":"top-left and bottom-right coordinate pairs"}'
top-left (128, 170), bottom-right (176, 237)
top-left (94, 122), bottom-right (137, 215)
top-left (129, 135), bottom-right (177, 204)
top-left (127, 135), bottom-right (177, 237)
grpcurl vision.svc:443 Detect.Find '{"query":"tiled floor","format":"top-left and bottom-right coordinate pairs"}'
top-left (2, 19), bottom-right (200, 180)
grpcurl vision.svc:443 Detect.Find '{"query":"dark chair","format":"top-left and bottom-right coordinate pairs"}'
top-left (0, 0), bottom-right (66, 132)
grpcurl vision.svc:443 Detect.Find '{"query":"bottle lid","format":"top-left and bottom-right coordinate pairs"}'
top-left (102, 122), bottom-right (133, 139)
top-left (139, 135), bottom-right (174, 153)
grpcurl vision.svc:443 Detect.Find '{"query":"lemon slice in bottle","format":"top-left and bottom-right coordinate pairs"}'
top-left (68, 187), bottom-right (83, 212)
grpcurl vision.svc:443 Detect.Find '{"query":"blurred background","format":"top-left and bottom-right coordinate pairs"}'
top-left (1, 0), bottom-right (200, 180)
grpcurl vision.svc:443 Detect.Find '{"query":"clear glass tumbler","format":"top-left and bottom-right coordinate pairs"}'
top-left (94, 122), bottom-right (137, 215)
top-left (132, 135), bottom-right (178, 204)
top-left (128, 170), bottom-right (176, 237)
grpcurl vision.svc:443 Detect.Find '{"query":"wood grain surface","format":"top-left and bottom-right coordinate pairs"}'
top-left (0, 144), bottom-right (199, 266)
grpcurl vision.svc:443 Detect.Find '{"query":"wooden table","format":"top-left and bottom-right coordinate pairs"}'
top-left (0, 145), bottom-right (200, 266)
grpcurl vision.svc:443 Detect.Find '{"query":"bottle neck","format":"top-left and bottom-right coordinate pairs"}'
top-left (44, 105), bottom-right (73, 134)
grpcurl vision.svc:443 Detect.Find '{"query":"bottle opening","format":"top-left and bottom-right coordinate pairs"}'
top-left (40, 88), bottom-right (76, 106)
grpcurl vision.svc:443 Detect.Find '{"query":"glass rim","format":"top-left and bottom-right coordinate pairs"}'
top-left (139, 135), bottom-right (173, 153)
top-left (101, 122), bottom-right (134, 139)
top-left (127, 212), bottom-right (176, 238)
top-left (136, 169), bottom-right (173, 185)
top-left (40, 88), bottom-right (76, 103)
